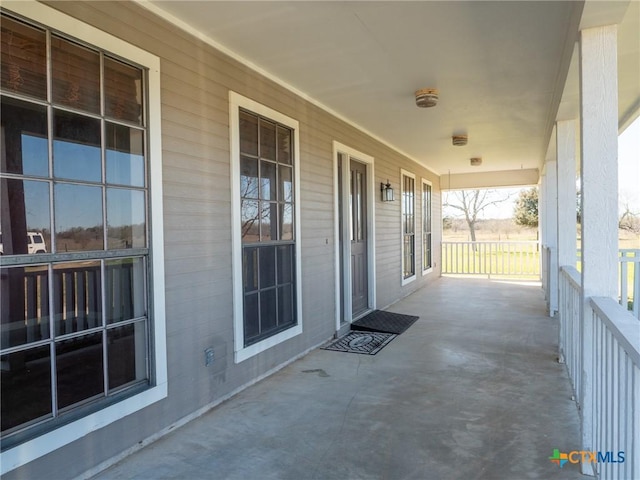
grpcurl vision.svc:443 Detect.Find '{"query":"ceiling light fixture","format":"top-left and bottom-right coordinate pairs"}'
top-left (452, 135), bottom-right (468, 146)
top-left (470, 157), bottom-right (482, 166)
top-left (415, 88), bottom-right (439, 108)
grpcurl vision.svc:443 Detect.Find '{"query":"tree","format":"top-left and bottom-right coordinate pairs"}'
top-left (443, 189), bottom-right (512, 242)
top-left (619, 202), bottom-right (640, 234)
top-left (513, 187), bottom-right (538, 227)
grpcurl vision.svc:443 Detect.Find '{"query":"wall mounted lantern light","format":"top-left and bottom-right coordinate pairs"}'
top-left (381, 180), bottom-right (394, 202)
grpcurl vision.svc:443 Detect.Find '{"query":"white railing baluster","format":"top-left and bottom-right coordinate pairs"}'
top-left (440, 241), bottom-right (540, 278)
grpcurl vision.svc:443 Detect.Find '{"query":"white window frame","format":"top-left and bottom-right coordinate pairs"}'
top-left (421, 178), bottom-right (434, 275)
top-left (229, 91), bottom-right (302, 364)
top-left (400, 169), bottom-right (416, 285)
top-left (0, 2), bottom-right (167, 475)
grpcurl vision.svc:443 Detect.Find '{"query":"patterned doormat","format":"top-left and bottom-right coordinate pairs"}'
top-left (351, 310), bottom-right (419, 335)
top-left (321, 331), bottom-right (397, 355)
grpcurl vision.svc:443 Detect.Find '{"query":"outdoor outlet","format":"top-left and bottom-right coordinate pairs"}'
top-left (204, 347), bottom-right (214, 366)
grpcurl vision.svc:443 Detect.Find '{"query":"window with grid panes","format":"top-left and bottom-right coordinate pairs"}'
top-left (239, 109), bottom-right (296, 346)
top-left (0, 13), bottom-right (151, 441)
top-left (422, 180), bottom-right (432, 272)
top-left (401, 172), bottom-right (416, 281)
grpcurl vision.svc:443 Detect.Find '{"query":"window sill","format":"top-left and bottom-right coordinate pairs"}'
top-left (234, 324), bottom-right (302, 363)
top-left (0, 383), bottom-right (167, 475)
top-left (401, 274), bottom-right (416, 286)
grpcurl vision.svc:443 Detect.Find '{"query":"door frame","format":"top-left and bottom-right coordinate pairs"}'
top-left (332, 141), bottom-right (376, 332)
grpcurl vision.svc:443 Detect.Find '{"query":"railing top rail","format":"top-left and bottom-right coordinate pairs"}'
top-left (619, 248), bottom-right (640, 254)
top-left (590, 296), bottom-right (640, 367)
top-left (441, 241), bottom-right (539, 245)
top-left (560, 265), bottom-right (581, 290)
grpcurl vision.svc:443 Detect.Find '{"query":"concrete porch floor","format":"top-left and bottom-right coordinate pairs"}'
top-left (95, 277), bottom-right (584, 480)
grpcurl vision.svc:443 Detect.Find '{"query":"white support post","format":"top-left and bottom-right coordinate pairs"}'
top-left (539, 174), bottom-right (548, 299)
top-left (546, 160), bottom-right (559, 316)
top-left (556, 120), bottom-right (578, 270)
top-left (579, 24), bottom-right (619, 475)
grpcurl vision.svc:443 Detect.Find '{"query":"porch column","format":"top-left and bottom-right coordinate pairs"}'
top-left (579, 24), bottom-right (619, 472)
top-left (556, 120), bottom-right (577, 269)
top-left (538, 173), bottom-right (547, 299)
top-left (546, 159), bottom-right (559, 316)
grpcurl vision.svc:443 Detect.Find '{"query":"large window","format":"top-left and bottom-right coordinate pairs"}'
top-left (401, 170), bottom-right (416, 283)
top-left (0, 7), bottom-right (165, 463)
top-left (230, 92), bottom-right (301, 363)
top-left (422, 179), bottom-right (433, 273)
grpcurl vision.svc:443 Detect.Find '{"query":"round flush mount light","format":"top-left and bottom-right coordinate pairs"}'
top-left (470, 157), bottom-right (482, 166)
top-left (452, 135), bottom-right (468, 146)
top-left (415, 88), bottom-right (439, 108)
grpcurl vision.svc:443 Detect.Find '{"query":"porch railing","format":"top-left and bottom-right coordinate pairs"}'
top-left (559, 266), bottom-right (582, 400)
top-left (576, 249), bottom-right (640, 319)
top-left (441, 241), bottom-right (539, 277)
top-left (559, 266), bottom-right (640, 479)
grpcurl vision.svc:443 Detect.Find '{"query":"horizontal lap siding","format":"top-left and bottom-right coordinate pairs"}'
top-left (10, 2), bottom-right (442, 478)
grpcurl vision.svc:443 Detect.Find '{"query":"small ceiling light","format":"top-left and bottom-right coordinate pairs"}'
top-left (452, 135), bottom-right (468, 146)
top-left (380, 180), bottom-right (395, 202)
top-left (470, 157), bottom-right (482, 166)
top-left (415, 88), bottom-right (439, 108)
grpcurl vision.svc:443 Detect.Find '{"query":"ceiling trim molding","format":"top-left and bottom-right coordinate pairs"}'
top-left (441, 169), bottom-right (540, 191)
top-left (135, 0), bottom-right (440, 177)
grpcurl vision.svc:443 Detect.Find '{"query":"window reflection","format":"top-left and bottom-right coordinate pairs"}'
top-left (55, 183), bottom-right (104, 252)
top-left (1, 96), bottom-right (48, 176)
top-left (53, 109), bottom-right (101, 182)
top-left (0, 178), bottom-right (50, 255)
top-left (279, 165), bottom-right (292, 202)
top-left (56, 332), bottom-right (104, 409)
top-left (106, 123), bottom-right (145, 187)
top-left (260, 161), bottom-right (276, 201)
top-left (0, 346), bottom-right (52, 432)
top-left (259, 120), bottom-right (276, 160)
top-left (53, 261), bottom-right (102, 336)
top-left (0, 17), bottom-right (47, 99)
top-left (240, 156), bottom-right (258, 199)
top-left (239, 111), bottom-right (258, 156)
top-left (242, 247), bottom-right (258, 292)
top-left (280, 203), bottom-right (293, 241)
top-left (107, 321), bottom-right (147, 391)
top-left (259, 246), bottom-right (276, 288)
top-left (107, 188), bottom-right (146, 249)
top-left (104, 56), bottom-right (143, 125)
top-left (51, 36), bottom-right (100, 113)
top-left (1, 265), bottom-right (50, 349)
top-left (241, 199), bottom-right (260, 243)
top-left (260, 289), bottom-right (277, 331)
top-left (260, 202), bottom-right (277, 241)
top-left (276, 125), bottom-right (291, 165)
top-left (105, 257), bottom-right (146, 323)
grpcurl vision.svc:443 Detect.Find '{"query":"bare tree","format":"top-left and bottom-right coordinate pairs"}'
top-left (443, 189), bottom-right (513, 243)
top-left (619, 202), bottom-right (640, 234)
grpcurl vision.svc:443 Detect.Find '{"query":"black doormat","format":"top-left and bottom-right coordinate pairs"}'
top-left (321, 331), bottom-right (397, 355)
top-left (351, 310), bottom-right (419, 335)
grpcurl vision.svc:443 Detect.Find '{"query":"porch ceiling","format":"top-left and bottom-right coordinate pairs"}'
top-left (145, 1), bottom-right (639, 178)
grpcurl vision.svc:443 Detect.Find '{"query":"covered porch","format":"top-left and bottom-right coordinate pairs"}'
top-left (94, 277), bottom-right (582, 479)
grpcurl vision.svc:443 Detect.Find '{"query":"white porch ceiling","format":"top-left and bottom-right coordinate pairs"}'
top-left (146, 1), bottom-right (639, 178)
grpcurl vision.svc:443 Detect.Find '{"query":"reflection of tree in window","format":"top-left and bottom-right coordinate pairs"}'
top-left (238, 109), bottom-right (296, 346)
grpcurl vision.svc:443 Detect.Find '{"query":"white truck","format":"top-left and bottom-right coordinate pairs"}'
top-left (0, 231), bottom-right (47, 254)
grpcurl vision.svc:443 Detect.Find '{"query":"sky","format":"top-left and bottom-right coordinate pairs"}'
top-left (445, 116), bottom-right (640, 220)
